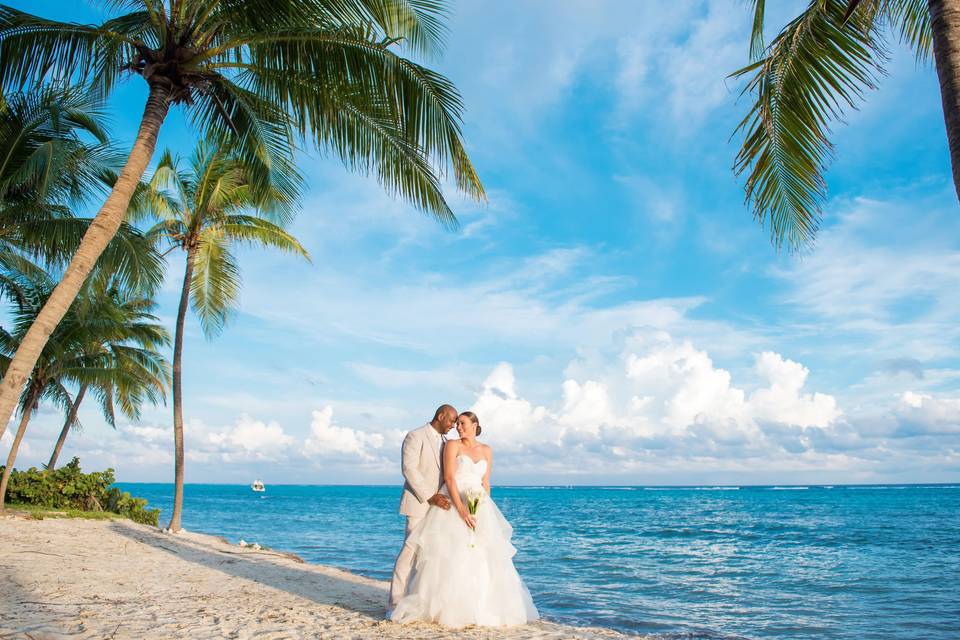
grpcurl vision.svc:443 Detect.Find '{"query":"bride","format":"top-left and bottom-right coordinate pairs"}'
top-left (390, 411), bottom-right (539, 628)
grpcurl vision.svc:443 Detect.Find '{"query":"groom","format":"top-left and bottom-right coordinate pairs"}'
top-left (387, 404), bottom-right (458, 612)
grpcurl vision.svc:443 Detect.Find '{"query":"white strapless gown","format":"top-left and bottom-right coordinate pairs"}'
top-left (390, 454), bottom-right (539, 628)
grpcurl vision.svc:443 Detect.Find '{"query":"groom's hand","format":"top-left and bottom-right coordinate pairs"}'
top-left (428, 493), bottom-right (451, 510)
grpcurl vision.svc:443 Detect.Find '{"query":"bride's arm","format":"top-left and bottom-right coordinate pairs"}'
top-left (443, 441), bottom-right (476, 528)
top-left (482, 445), bottom-right (492, 496)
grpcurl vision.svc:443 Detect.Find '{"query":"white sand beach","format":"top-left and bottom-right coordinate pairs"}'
top-left (0, 514), bottom-right (633, 639)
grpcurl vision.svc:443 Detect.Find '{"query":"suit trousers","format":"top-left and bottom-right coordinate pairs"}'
top-left (388, 514), bottom-right (423, 609)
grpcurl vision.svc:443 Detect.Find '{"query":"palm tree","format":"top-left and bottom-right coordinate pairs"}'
top-left (0, 87), bottom-right (166, 441)
top-left (732, 0), bottom-right (957, 251)
top-left (0, 0), bottom-right (485, 436)
top-left (46, 281), bottom-right (170, 471)
top-left (0, 88), bottom-right (162, 313)
top-left (0, 279), bottom-right (169, 507)
top-left (144, 141), bottom-right (308, 531)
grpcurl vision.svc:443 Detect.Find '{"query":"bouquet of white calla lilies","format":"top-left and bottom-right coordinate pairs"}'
top-left (465, 488), bottom-right (484, 516)
top-left (464, 488), bottom-right (484, 548)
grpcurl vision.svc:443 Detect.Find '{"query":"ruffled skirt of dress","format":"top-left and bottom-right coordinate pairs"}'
top-left (389, 493), bottom-right (539, 628)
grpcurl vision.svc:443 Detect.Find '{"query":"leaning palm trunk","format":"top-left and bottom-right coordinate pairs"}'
top-left (46, 383), bottom-right (88, 471)
top-left (168, 247), bottom-right (196, 532)
top-left (929, 0), bottom-right (960, 201)
top-left (0, 84), bottom-right (171, 442)
top-left (0, 386), bottom-right (38, 508)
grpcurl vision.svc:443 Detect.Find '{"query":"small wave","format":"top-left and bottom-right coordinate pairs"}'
top-left (848, 485), bottom-right (897, 490)
top-left (509, 486), bottom-right (574, 490)
top-left (770, 486), bottom-right (809, 490)
top-left (642, 486), bottom-right (739, 491)
top-left (598, 487), bottom-right (637, 491)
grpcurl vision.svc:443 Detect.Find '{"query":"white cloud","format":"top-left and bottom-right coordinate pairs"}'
top-left (120, 416), bottom-right (295, 464)
top-left (302, 406), bottom-right (401, 463)
top-left (471, 363), bottom-right (549, 450)
top-left (470, 331), bottom-right (833, 457)
top-left (895, 392), bottom-right (960, 436)
top-left (461, 330), bottom-right (958, 481)
top-left (202, 415), bottom-right (294, 462)
top-left (750, 352), bottom-right (841, 428)
top-left (623, 334), bottom-right (751, 435)
top-left (126, 425), bottom-right (169, 443)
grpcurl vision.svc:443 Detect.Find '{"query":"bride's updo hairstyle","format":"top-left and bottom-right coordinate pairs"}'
top-left (460, 411), bottom-right (482, 436)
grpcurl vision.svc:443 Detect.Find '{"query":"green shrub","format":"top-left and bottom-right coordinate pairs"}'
top-left (1, 457), bottom-right (159, 526)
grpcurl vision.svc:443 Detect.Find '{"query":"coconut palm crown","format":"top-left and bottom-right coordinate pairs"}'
top-left (145, 140), bottom-right (309, 336)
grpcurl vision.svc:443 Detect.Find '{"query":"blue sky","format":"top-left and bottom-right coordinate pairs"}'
top-left (4, 1), bottom-right (959, 485)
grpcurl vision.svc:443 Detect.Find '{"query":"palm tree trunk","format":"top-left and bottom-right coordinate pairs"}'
top-left (0, 386), bottom-right (38, 509)
top-left (47, 383), bottom-right (88, 471)
top-left (929, 0), bottom-right (960, 201)
top-left (168, 246), bottom-right (196, 533)
top-left (0, 83), bottom-right (172, 442)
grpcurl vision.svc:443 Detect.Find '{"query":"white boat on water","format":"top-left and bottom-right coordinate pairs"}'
top-left (251, 479), bottom-right (265, 492)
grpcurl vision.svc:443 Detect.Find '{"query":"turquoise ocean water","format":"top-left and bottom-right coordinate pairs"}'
top-left (117, 483), bottom-right (960, 639)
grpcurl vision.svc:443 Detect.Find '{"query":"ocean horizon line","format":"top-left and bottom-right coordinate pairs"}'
top-left (115, 481), bottom-right (960, 489)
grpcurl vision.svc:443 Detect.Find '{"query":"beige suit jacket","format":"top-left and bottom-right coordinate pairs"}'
top-left (398, 424), bottom-right (443, 517)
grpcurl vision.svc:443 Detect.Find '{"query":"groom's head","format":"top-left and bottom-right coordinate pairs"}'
top-left (431, 404), bottom-right (458, 434)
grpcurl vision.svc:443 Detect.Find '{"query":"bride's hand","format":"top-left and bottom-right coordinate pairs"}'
top-left (458, 508), bottom-right (477, 529)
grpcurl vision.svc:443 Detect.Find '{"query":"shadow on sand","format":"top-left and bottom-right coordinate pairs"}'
top-left (107, 520), bottom-right (388, 620)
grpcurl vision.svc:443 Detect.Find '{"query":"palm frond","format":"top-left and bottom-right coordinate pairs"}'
top-left (883, 0), bottom-right (932, 62)
top-left (0, 7), bottom-right (136, 93)
top-left (221, 214), bottom-right (310, 258)
top-left (190, 229), bottom-right (240, 337)
top-left (731, 0), bottom-right (885, 251)
top-left (189, 80), bottom-right (303, 221)
top-left (749, 0), bottom-right (767, 61)
top-left (0, 87), bottom-right (113, 201)
top-left (200, 27), bottom-right (483, 220)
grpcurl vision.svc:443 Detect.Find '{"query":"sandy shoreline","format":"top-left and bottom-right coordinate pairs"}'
top-left (0, 514), bottom-right (635, 639)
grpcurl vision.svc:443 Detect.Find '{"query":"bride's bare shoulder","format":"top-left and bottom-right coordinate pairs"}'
top-left (481, 443), bottom-right (493, 458)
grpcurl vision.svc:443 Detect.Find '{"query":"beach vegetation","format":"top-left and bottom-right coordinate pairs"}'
top-left (1, 457), bottom-right (160, 525)
top-left (732, 0), bottom-right (957, 252)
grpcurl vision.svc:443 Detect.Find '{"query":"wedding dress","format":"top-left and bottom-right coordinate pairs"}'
top-left (390, 453), bottom-right (539, 628)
